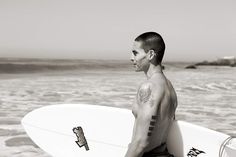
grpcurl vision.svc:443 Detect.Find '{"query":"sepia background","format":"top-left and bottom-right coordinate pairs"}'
top-left (0, 0), bottom-right (236, 156)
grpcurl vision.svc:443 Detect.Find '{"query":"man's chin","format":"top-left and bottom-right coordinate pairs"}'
top-left (132, 65), bottom-right (142, 72)
top-left (134, 68), bottom-right (142, 72)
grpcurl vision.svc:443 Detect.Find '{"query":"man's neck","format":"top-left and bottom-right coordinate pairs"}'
top-left (145, 64), bottom-right (163, 79)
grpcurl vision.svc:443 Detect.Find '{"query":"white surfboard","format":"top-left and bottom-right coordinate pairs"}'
top-left (21, 104), bottom-right (236, 157)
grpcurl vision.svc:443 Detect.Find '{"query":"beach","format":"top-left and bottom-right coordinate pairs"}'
top-left (0, 59), bottom-right (235, 157)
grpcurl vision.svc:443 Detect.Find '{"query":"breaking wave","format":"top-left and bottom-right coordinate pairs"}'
top-left (0, 59), bottom-right (131, 73)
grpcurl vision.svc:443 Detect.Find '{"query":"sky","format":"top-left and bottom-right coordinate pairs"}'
top-left (0, 0), bottom-right (235, 62)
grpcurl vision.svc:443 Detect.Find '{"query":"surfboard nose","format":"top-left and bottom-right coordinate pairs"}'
top-left (21, 107), bottom-right (41, 127)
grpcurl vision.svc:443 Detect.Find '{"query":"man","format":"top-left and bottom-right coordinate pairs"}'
top-left (125, 32), bottom-right (177, 157)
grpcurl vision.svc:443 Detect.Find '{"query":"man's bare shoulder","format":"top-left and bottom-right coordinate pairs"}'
top-left (137, 81), bottom-right (165, 105)
top-left (139, 81), bottom-right (164, 92)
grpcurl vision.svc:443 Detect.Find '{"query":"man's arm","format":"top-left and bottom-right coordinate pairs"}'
top-left (125, 83), bottom-right (164, 157)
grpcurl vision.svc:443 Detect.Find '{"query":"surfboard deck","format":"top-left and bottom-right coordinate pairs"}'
top-left (21, 104), bottom-right (236, 157)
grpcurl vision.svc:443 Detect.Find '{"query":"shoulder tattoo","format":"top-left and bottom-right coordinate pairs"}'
top-left (138, 84), bottom-right (152, 103)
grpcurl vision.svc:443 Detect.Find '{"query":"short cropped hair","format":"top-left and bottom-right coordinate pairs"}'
top-left (135, 32), bottom-right (165, 63)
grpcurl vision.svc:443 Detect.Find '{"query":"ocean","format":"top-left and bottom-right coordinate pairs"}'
top-left (0, 58), bottom-right (235, 157)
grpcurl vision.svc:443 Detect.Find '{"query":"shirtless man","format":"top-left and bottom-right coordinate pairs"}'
top-left (125, 32), bottom-right (177, 157)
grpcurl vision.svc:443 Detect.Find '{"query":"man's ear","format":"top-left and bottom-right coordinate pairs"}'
top-left (148, 49), bottom-right (156, 61)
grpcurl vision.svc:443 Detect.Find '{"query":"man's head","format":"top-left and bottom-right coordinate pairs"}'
top-left (130, 32), bottom-right (165, 72)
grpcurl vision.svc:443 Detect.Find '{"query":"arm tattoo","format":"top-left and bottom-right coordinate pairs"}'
top-left (147, 115), bottom-right (157, 137)
top-left (138, 85), bottom-right (152, 103)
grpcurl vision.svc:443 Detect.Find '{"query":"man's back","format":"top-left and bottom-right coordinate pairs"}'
top-left (132, 72), bottom-right (177, 152)
top-left (146, 73), bottom-right (177, 151)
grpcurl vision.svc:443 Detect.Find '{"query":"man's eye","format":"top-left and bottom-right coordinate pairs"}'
top-left (132, 51), bottom-right (138, 56)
